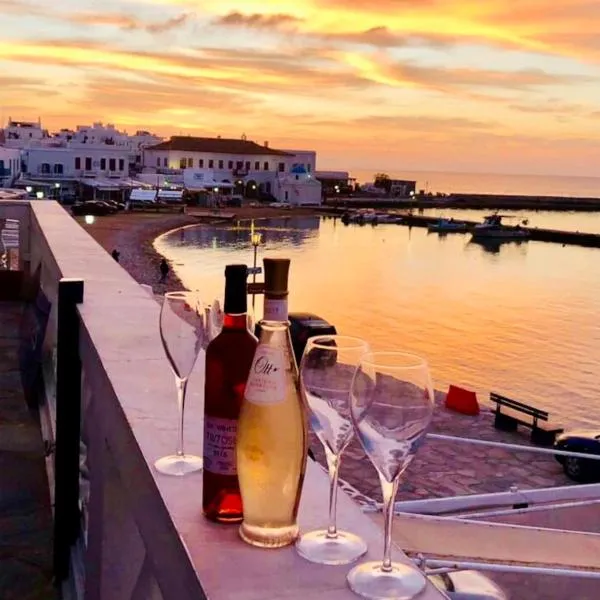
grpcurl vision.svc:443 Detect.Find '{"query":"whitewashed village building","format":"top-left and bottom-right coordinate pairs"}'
top-left (1, 119), bottom-right (322, 204)
top-left (143, 136), bottom-right (321, 205)
top-left (0, 147), bottom-right (23, 188)
top-left (3, 118), bottom-right (47, 148)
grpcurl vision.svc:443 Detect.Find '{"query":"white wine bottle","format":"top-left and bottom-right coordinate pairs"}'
top-left (237, 258), bottom-right (308, 548)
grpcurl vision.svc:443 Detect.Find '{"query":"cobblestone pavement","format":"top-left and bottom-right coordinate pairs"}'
top-left (0, 302), bottom-right (56, 600)
top-left (309, 391), bottom-right (570, 505)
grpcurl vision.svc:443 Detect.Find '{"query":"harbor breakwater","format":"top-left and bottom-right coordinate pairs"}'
top-left (327, 193), bottom-right (600, 212)
top-left (327, 211), bottom-right (600, 249)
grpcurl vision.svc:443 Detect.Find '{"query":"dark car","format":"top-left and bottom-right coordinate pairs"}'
top-left (255, 312), bottom-right (337, 367)
top-left (554, 430), bottom-right (600, 482)
top-left (71, 201), bottom-right (116, 216)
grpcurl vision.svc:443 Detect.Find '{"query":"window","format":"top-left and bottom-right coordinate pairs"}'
top-left (109, 158), bottom-right (116, 171)
top-left (285, 191), bottom-right (289, 201)
top-left (245, 161), bottom-right (251, 170)
top-left (75, 157), bottom-right (81, 170)
top-left (41, 163), bottom-right (51, 174)
top-left (100, 158), bottom-right (106, 170)
top-left (187, 157), bottom-right (193, 167)
top-left (179, 158), bottom-right (186, 169)
top-left (236, 161), bottom-right (243, 169)
top-left (218, 160), bottom-right (224, 169)
top-left (254, 161), bottom-right (260, 171)
top-left (156, 157), bottom-right (160, 167)
top-left (264, 161), bottom-right (269, 170)
top-left (199, 159), bottom-right (204, 168)
top-left (119, 159), bottom-right (125, 171)
top-left (163, 157), bottom-right (168, 167)
top-left (228, 160), bottom-right (233, 169)
top-left (307, 164), bottom-right (311, 172)
top-left (278, 162), bottom-right (285, 172)
top-left (208, 160), bottom-right (214, 168)
top-left (53, 163), bottom-right (63, 174)
top-left (85, 157), bottom-right (92, 170)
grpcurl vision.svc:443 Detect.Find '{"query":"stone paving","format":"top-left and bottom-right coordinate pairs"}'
top-left (0, 302), bottom-right (56, 600)
top-left (310, 391), bottom-right (570, 505)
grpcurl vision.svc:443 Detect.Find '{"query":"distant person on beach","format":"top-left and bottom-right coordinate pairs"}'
top-left (159, 258), bottom-right (169, 283)
top-left (111, 249), bottom-right (120, 262)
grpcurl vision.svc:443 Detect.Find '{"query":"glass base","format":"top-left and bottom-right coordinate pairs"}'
top-left (296, 529), bottom-right (367, 565)
top-left (154, 454), bottom-right (203, 476)
top-left (239, 521), bottom-right (299, 548)
top-left (347, 561), bottom-right (427, 600)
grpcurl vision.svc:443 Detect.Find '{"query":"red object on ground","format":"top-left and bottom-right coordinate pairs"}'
top-left (445, 385), bottom-right (480, 416)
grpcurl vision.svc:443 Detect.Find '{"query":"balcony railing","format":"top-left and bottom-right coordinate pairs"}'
top-left (0, 199), bottom-right (446, 600)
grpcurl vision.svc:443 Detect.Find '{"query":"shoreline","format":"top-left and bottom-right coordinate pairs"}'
top-left (77, 206), bottom-right (321, 293)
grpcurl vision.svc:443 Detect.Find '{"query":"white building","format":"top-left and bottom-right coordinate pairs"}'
top-left (3, 118), bottom-right (48, 148)
top-left (51, 122), bottom-right (162, 167)
top-left (275, 165), bottom-right (322, 206)
top-left (23, 146), bottom-right (130, 180)
top-left (280, 149), bottom-right (316, 174)
top-left (0, 147), bottom-right (23, 188)
top-left (143, 136), bottom-right (320, 202)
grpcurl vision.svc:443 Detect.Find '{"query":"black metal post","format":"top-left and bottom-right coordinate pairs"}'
top-left (53, 278), bottom-right (84, 584)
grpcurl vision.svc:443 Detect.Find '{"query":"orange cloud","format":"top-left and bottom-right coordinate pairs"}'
top-left (214, 11), bottom-right (302, 29)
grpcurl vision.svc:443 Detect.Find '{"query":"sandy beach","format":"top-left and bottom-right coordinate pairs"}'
top-left (77, 205), bottom-right (321, 294)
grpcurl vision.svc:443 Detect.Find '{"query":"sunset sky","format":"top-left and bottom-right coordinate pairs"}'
top-left (2, 0), bottom-right (600, 175)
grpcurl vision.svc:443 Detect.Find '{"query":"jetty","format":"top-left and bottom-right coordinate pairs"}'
top-left (326, 193), bottom-right (600, 212)
top-left (397, 214), bottom-right (600, 248)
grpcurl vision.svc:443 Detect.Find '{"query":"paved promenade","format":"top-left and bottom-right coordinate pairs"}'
top-left (0, 302), bottom-right (56, 599)
top-left (310, 392), bottom-right (570, 506)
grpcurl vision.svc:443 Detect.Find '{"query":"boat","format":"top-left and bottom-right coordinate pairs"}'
top-left (427, 217), bottom-right (469, 233)
top-left (471, 214), bottom-right (530, 240)
top-left (375, 213), bottom-right (403, 224)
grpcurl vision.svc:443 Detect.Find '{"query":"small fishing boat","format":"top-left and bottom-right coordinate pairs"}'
top-left (471, 214), bottom-right (530, 240)
top-left (427, 217), bottom-right (469, 233)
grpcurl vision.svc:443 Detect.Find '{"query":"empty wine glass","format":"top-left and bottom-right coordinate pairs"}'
top-left (155, 291), bottom-right (205, 476)
top-left (347, 351), bottom-right (434, 600)
top-left (296, 335), bottom-right (370, 565)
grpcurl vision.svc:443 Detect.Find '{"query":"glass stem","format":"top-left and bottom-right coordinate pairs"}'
top-left (175, 376), bottom-right (188, 457)
top-left (324, 447), bottom-right (341, 539)
top-left (379, 472), bottom-right (400, 573)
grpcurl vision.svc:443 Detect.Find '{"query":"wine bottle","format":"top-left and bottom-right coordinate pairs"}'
top-left (237, 258), bottom-right (308, 548)
top-left (203, 264), bottom-right (257, 523)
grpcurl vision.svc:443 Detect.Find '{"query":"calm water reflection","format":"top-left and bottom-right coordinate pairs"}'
top-left (155, 216), bottom-right (600, 427)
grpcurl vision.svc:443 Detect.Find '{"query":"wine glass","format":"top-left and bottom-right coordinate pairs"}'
top-left (347, 351), bottom-right (434, 599)
top-left (155, 291), bottom-right (205, 476)
top-left (296, 335), bottom-right (370, 565)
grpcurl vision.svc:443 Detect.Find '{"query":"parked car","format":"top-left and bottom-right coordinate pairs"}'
top-left (554, 430), bottom-right (600, 481)
top-left (71, 201), bottom-right (116, 216)
top-left (254, 312), bottom-right (337, 367)
top-left (429, 571), bottom-right (506, 599)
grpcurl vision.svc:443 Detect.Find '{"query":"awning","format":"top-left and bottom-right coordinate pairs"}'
top-left (157, 190), bottom-right (183, 201)
top-left (130, 189), bottom-right (157, 202)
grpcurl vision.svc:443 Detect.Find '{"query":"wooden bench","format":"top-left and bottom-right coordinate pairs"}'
top-left (491, 392), bottom-right (563, 446)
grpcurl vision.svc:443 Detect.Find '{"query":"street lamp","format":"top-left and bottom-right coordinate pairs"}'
top-left (250, 221), bottom-right (262, 313)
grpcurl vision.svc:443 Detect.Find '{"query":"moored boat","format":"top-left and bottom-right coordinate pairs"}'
top-left (471, 214), bottom-right (530, 239)
top-left (427, 217), bottom-right (469, 233)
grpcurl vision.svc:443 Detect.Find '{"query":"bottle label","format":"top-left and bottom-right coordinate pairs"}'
top-left (263, 298), bottom-right (288, 322)
top-left (245, 345), bottom-right (286, 405)
top-left (203, 417), bottom-right (237, 476)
